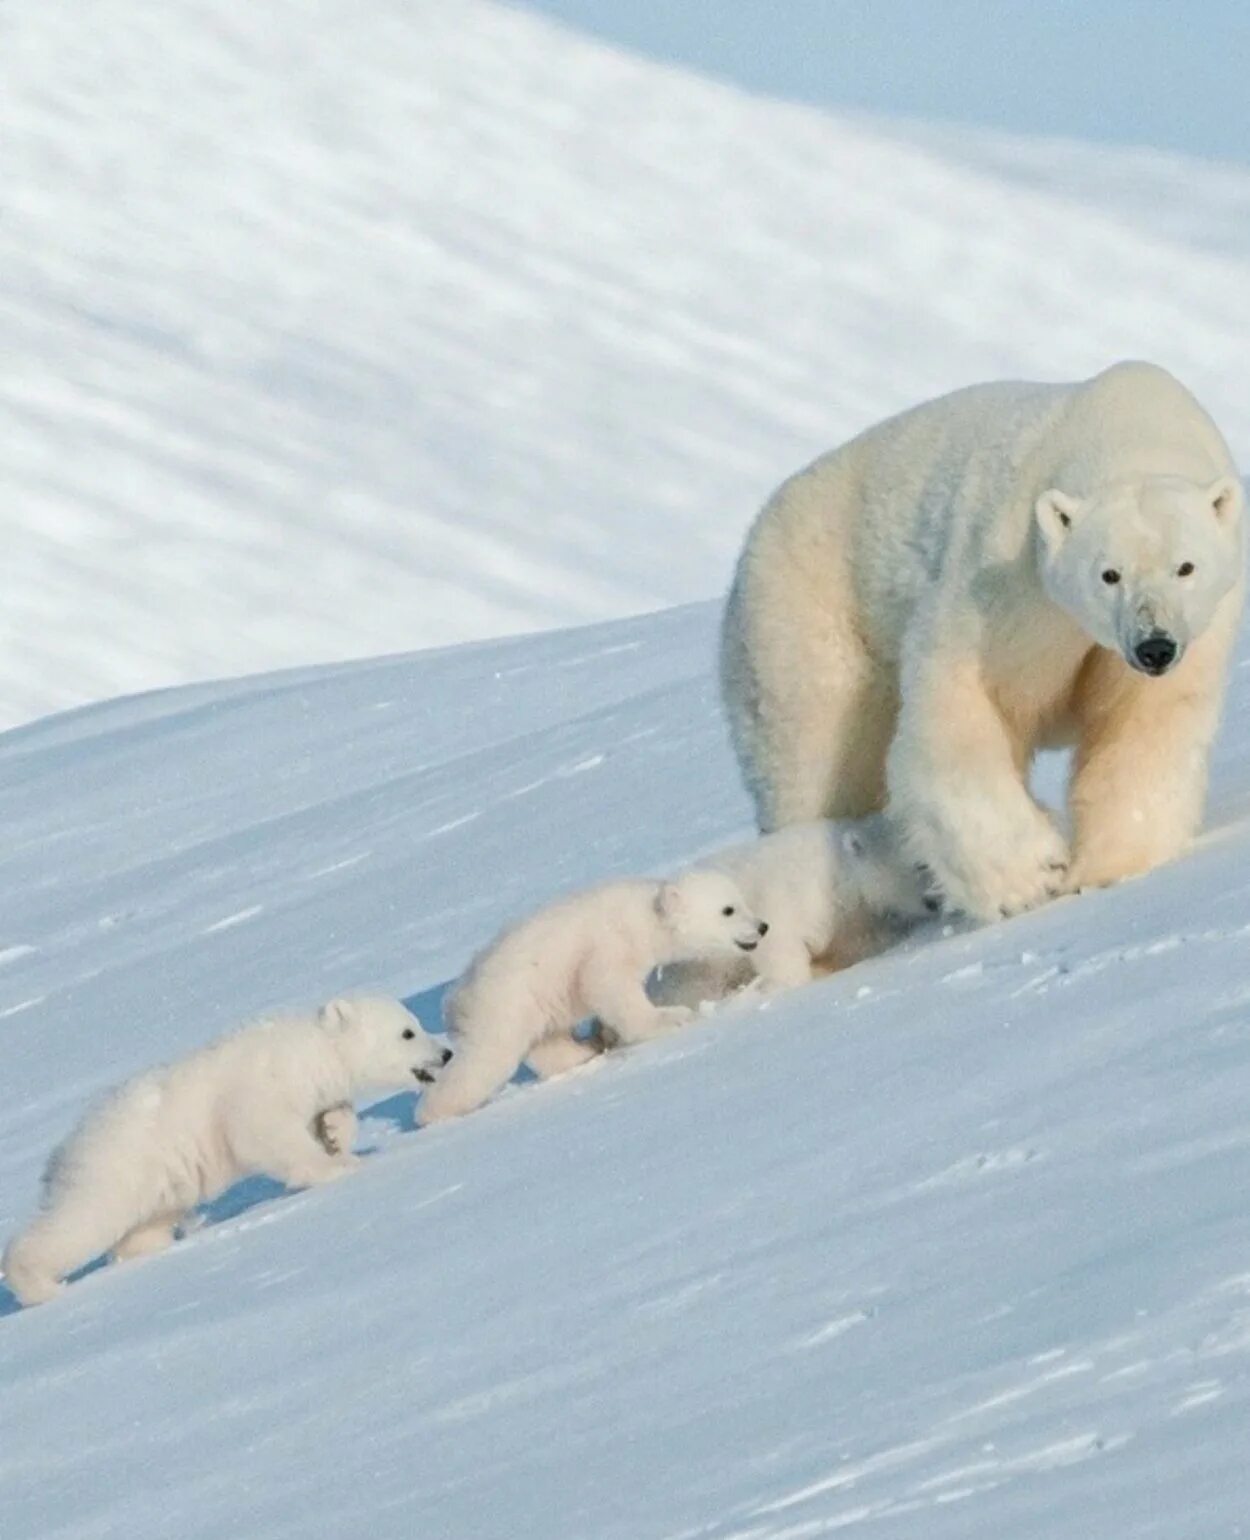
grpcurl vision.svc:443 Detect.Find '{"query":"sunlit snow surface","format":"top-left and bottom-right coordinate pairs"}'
top-left (2, 602), bottom-right (1249, 1539)
top-left (2, 0), bottom-right (1250, 724)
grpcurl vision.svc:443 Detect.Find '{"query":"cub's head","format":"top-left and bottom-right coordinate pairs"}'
top-left (1035, 473), bottom-right (1243, 676)
top-left (317, 996), bottom-right (452, 1089)
top-left (655, 869), bottom-right (768, 957)
top-left (839, 815), bottom-right (938, 921)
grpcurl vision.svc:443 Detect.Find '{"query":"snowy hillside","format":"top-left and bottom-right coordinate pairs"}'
top-left (3, 604), bottom-right (1249, 1539)
top-left (4, 0), bottom-right (1250, 726)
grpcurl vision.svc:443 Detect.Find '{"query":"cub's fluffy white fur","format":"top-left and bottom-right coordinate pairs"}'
top-left (652, 814), bottom-right (934, 1009)
top-left (418, 869), bottom-right (766, 1123)
top-left (3, 996), bottom-right (448, 1306)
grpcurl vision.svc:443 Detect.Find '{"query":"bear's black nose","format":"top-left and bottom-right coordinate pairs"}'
top-left (757, 921), bottom-right (769, 936)
top-left (1134, 632), bottom-right (1178, 675)
top-left (441, 1045), bottom-right (453, 1064)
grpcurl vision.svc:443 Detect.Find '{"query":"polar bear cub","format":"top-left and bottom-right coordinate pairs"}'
top-left (653, 814), bottom-right (935, 1009)
top-left (2, 996), bottom-right (449, 1306)
top-left (418, 869), bottom-right (767, 1123)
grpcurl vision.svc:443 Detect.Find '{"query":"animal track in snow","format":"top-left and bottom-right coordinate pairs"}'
top-left (202, 906), bottom-right (264, 934)
top-left (914, 1146), bottom-right (1043, 1192)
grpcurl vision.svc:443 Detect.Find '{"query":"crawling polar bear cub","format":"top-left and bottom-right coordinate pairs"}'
top-left (653, 814), bottom-right (935, 1009)
top-left (2, 996), bottom-right (449, 1305)
top-left (722, 362), bottom-right (1244, 920)
top-left (418, 869), bottom-right (767, 1123)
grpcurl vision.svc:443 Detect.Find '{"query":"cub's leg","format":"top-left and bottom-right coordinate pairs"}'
top-left (524, 1031), bottom-right (602, 1079)
top-left (112, 1211), bottom-right (183, 1262)
top-left (749, 934), bottom-right (817, 993)
top-left (314, 1103), bottom-right (358, 1157)
top-left (419, 1006), bottom-right (537, 1123)
top-left (585, 965), bottom-right (694, 1047)
top-left (4, 1192), bottom-right (138, 1305)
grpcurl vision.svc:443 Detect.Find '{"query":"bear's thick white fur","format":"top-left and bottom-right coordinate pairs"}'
top-left (652, 814), bottom-right (935, 1008)
top-left (418, 869), bottom-right (767, 1123)
top-left (721, 362), bottom-right (1244, 920)
top-left (2, 996), bottom-right (447, 1306)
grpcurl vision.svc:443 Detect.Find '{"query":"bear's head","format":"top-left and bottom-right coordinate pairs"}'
top-left (840, 814), bottom-right (939, 921)
top-left (655, 869), bottom-right (768, 957)
top-left (317, 996), bottom-right (452, 1090)
top-left (1034, 473), bottom-right (1243, 676)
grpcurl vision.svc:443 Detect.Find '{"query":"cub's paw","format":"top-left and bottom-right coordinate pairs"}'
top-left (656, 1005), bottom-right (696, 1030)
top-left (313, 1103), bottom-right (357, 1157)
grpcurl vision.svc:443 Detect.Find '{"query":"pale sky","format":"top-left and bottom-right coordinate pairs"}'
top-left (515, 0), bottom-right (1250, 164)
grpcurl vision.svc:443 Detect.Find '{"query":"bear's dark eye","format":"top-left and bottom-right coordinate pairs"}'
top-left (1177, 561), bottom-right (1195, 577)
top-left (401, 1028), bottom-right (416, 1040)
top-left (1101, 568), bottom-right (1121, 586)
top-left (722, 905), bottom-right (736, 917)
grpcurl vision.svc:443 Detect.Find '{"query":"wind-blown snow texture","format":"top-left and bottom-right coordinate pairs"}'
top-left (3, 603), bottom-right (1249, 1539)
top-left (3, 0), bottom-right (1250, 725)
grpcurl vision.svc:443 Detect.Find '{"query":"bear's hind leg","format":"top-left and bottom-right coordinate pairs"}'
top-left (3, 1194), bottom-right (137, 1305)
top-left (418, 1012), bottom-right (536, 1123)
top-left (525, 1031), bottom-right (602, 1079)
top-left (112, 1211), bottom-right (182, 1262)
top-left (722, 572), bottom-right (895, 831)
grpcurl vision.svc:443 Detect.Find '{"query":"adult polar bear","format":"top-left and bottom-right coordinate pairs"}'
top-left (722, 362), bottom-right (1244, 920)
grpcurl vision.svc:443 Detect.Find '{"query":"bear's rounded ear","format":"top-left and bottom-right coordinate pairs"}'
top-left (317, 998), bottom-right (355, 1033)
top-left (654, 882), bottom-right (684, 922)
top-left (1208, 474), bottom-right (1243, 525)
top-left (1035, 488), bottom-right (1081, 546)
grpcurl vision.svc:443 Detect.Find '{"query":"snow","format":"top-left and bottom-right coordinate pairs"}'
top-left (4, 2), bottom-right (1250, 1531)
top-left (4, 0), bottom-right (1250, 726)
top-left (3, 601), bottom-right (1250, 1539)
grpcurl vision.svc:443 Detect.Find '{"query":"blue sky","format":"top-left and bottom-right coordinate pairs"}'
top-left (514, 0), bottom-right (1250, 164)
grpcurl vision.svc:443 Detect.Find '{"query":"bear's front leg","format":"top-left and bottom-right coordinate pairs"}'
top-left (1067, 631), bottom-right (1229, 891)
top-left (585, 965), bottom-right (693, 1047)
top-left (889, 643), bottom-right (1068, 921)
top-left (258, 1125), bottom-right (361, 1189)
top-left (313, 1103), bottom-right (358, 1157)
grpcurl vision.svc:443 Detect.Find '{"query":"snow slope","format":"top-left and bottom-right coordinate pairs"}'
top-left (4, 0), bottom-right (1250, 726)
top-left (3, 603), bottom-right (1249, 1539)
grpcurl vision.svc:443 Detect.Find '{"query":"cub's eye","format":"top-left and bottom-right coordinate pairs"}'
top-left (401, 1028), bottom-right (416, 1040)
top-left (1177, 561), bottom-right (1195, 577)
top-left (1101, 568), bottom-right (1121, 586)
top-left (721, 905), bottom-right (736, 917)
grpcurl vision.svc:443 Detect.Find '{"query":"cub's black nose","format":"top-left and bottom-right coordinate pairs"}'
top-left (1134, 632), bottom-right (1178, 675)
top-left (441, 1045), bottom-right (453, 1064)
top-left (757, 921), bottom-right (769, 936)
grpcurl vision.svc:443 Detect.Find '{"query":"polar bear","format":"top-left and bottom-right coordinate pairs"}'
top-left (2, 996), bottom-right (450, 1306)
top-left (417, 869), bottom-right (767, 1123)
top-left (721, 362), bottom-right (1244, 920)
top-left (652, 814), bottom-right (936, 1009)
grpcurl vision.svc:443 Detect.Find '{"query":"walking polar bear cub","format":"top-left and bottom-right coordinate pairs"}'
top-left (2, 997), bottom-right (449, 1305)
top-left (652, 815), bottom-right (935, 1009)
top-left (722, 362), bottom-right (1244, 920)
top-left (418, 868), bottom-right (766, 1123)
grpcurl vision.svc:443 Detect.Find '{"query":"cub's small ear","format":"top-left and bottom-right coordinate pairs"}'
top-left (1208, 474), bottom-right (1243, 524)
top-left (654, 882), bottom-right (684, 922)
top-left (840, 828), bottom-right (865, 859)
top-left (317, 998), bottom-right (355, 1032)
top-left (1035, 488), bottom-right (1082, 546)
